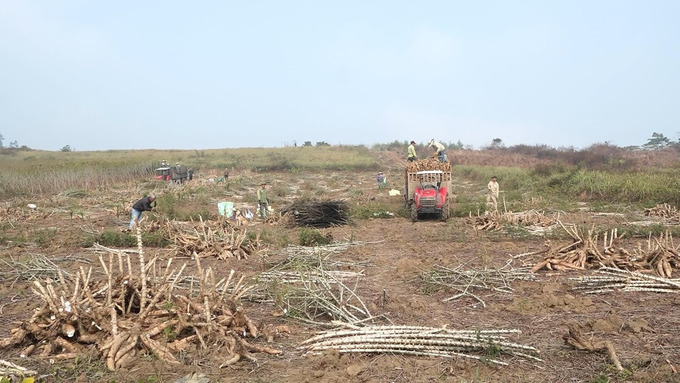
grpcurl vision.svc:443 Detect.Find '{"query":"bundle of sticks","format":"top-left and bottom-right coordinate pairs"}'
top-left (0, 228), bottom-right (279, 370)
top-left (422, 262), bottom-right (537, 308)
top-left (570, 266), bottom-right (680, 294)
top-left (276, 242), bottom-right (375, 268)
top-left (532, 223), bottom-right (680, 277)
top-left (299, 324), bottom-right (541, 366)
top-left (405, 158), bottom-right (451, 172)
top-left (166, 217), bottom-right (259, 260)
top-left (261, 255), bottom-right (372, 326)
top-left (645, 203), bottom-right (680, 221)
top-left (281, 200), bottom-right (350, 228)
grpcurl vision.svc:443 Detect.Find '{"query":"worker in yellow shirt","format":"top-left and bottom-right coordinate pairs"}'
top-left (407, 141), bottom-right (417, 161)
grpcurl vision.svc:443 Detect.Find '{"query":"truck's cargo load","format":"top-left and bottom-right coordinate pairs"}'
top-left (406, 158), bottom-right (451, 172)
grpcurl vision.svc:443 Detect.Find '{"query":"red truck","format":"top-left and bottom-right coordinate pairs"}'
top-left (405, 170), bottom-right (451, 221)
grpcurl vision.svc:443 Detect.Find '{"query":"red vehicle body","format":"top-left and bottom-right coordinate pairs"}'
top-left (413, 185), bottom-right (448, 213)
top-left (406, 170), bottom-right (450, 221)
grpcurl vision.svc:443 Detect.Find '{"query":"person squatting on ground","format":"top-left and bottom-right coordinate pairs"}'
top-left (376, 172), bottom-right (387, 191)
top-left (487, 176), bottom-right (499, 213)
top-left (129, 194), bottom-right (156, 230)
top-left (257, 183), bottom-right (269, 219)
top-left (407, 141), bottom-right (418, 161)
top-left (428, 139), bottom-right (447, 163)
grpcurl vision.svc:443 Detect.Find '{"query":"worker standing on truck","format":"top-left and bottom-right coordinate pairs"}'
top-left (257, 183), bottom-right (269, 219)
top-left (428, 139), bottom-right (447, 163)
top-left (487, 176), bottom-right (499, 213)
top-left (129, 194), bottom-right (156, 230)
top-left (407, 141), bottom-right (418, 161)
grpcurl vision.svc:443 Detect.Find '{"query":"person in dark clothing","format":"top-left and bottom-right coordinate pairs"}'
top-left (129, 194), bottom-right (156, 230)
top-left (188, 168), bottom-right (194, 181)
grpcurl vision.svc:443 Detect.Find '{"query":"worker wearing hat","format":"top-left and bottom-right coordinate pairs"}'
top-left (407, 141), bottom-right (417, 162)
top-left (428, 139), bottom-right (447, 163)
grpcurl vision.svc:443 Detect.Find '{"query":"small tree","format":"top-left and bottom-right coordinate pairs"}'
top-left (0, 133), bottom-right (4, 148)
top-left (9, 140), bottom-right (18, 148)
top-left (303, 141), bottom-right (312, 147)
top-left (315, 141), bottom-right (330, 146)
top-left (61, 145), bottom-right (72, 152)
top-left (643, 132), bottom-right (671, 150)
top-left (489, 138), bottom-right (505, 150)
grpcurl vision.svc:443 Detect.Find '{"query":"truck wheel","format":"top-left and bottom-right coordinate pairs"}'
top-left (410, 203), bottom-right (418, 222)
top-left (441, 202), bottom-right (449, 221)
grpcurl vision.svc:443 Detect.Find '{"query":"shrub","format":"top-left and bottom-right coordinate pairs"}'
top-left (92, 230), bottom-right (170, 248)
top-left (298, 228), bottom-right (332, 246)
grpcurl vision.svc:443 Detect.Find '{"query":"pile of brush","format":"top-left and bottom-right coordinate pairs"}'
top-left (0, 229), bottom-right (279, 370)
top-left (166, 217), bottom-right (260, 260)
top-left (259, 250), bottom-right (372, 326)
top-left (532, 223), bottom-right (680, 277)
top-left (422, 262), bottom-right (537, 307)
top-left (405, 158), bottom-right (451, 172)
top-left (300, 324), bottom-right (541, 366)
top-left (645, 203), bottom-right (680, 222)
top-left (281, 200), bottom-right (350, 228)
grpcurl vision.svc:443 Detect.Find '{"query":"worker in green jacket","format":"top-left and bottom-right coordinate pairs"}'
top-left (407, 141), bottom-right (417, 161)
top-left (257, 183), bottom-right (269, 219)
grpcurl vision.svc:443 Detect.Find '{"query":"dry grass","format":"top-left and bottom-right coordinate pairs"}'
top-left (0, 146), bottom-right (378, 197)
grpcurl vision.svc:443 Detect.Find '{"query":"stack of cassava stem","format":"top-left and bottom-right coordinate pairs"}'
top-left (422, 262), bottom-right (537, 307)
top-left (405, 158), bottom-right (451, 172)
top-left (570, 266), bottom-right (680, 294)
top-left (0, 228), bottom-right (279, 370)
top-left (299, 324), bottom-right (541, 366)
top-left (281, 200), bottom-right (350, 228)
top-left (167, 216), bottom-right (259, 260)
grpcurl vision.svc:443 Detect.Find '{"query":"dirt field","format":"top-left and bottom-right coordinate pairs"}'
top-left (1, 160), bottom-right (679, 383)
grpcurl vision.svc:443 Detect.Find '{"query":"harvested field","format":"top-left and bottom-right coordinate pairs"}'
top-left (0, 150), bottom-right (679, 382)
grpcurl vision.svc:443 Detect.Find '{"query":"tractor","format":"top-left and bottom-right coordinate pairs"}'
top-left (405, 170), bottom-right (450, 221)
top-left (155, 165), bottom-right (188, 183)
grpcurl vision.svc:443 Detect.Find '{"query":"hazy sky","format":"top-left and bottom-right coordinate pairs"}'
top-left (1, 1), bottom-right (678, 151)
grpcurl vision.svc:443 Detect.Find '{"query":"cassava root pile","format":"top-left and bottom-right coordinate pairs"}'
top-left (299, 324), bottom-right (541, 366)
top-left (532, 222), bottom-right (680, 277)
top-left (563, 321), bottom-right (623, 371)
top-left (405, 158), bottom-right (451, 172)
top-left (0, 228), bottom-right (279, 370)
top-left (166, 216), bottom-right (260, 260)
top-left (645, 203), bottom-right (680, 222)
top-left (470, 210), bottom-right (559, 232)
